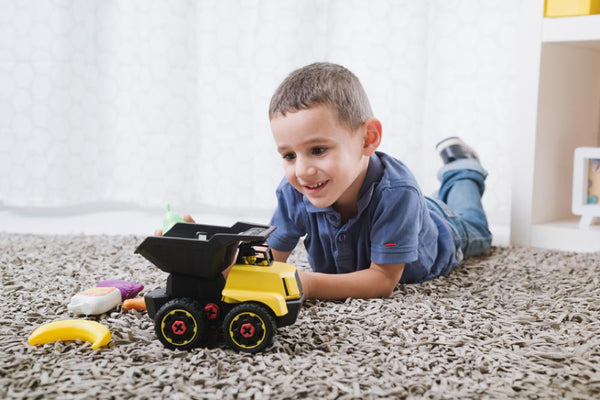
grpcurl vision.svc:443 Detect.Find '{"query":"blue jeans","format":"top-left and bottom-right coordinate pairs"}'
top-left (426, 158), bottom-right (492, 262)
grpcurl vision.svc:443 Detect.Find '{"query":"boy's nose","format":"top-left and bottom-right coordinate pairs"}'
top-left (296, 157), bottom-right (316, 178)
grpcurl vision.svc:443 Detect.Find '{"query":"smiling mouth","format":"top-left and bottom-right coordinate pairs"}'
top-left (303, 181), bottom-right (328, 191)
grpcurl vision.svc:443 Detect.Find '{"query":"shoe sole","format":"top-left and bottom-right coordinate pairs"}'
top-left (435, 137), bottom-right (479, 160)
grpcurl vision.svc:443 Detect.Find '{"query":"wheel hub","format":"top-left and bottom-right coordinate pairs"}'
top-left (171, 320), bottom-right (187, 335)
top-left (204, 303), bottom-right (220, 320)
top-left (240, 322), bottom-right (256, 338)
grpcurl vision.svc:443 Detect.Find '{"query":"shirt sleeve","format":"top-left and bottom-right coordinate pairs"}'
top-left (266, 181), bottom-right (305, 252)
top-left (370, 185), bottom-right (423, 265)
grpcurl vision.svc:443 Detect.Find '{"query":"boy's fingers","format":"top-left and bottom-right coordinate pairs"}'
top-left (183, 214), bottom-right (195, 223)
top-left (154, 229), bottom-right (163, 236)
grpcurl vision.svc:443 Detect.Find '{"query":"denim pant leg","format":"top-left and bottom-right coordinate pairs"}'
top-left (427, 158), bottom-right (493, 261)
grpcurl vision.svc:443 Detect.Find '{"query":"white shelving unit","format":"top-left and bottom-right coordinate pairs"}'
top-left (511, 4), bottom-right (600, 252)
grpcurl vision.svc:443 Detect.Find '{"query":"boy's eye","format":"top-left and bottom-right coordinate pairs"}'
top-left (312, 147), bottom-right (327, 156)
top-left (282, 152), bottom-right (296, 161)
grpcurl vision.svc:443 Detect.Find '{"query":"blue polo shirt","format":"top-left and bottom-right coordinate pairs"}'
top-left (267, 151), bottom-right (459, 284)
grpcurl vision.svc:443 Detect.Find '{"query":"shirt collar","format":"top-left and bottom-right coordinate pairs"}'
top-left (303, 153), bottom-right (384, 218)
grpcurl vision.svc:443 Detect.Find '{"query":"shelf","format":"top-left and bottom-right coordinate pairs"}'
top-left (530, 218), bottom-right (600, 252)
top-left (511, 5), bottom-right (600, 252)
top-left (530, 42), bottom-right (600, 231)
top-left (543, 14), bottom-right (600, 44)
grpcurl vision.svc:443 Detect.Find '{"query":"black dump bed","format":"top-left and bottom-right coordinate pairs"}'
top-left (135, 222), bottom-right (275, 279)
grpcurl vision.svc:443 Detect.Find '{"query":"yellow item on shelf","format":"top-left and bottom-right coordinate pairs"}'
top-left (28, 319), bottom-right (111, 350)
top-left (545, 0), bottom-right (600, 17)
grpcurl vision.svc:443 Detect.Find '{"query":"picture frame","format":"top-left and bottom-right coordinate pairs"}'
top-left (572, 147), bottom-right (600, 228)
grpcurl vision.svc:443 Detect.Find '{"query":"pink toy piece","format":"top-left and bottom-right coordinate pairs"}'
top-left (97, 280), bottom-right (144, 300)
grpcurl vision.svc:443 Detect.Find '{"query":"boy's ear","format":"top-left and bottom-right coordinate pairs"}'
top-left (362, 118), bottom-right (382, 156)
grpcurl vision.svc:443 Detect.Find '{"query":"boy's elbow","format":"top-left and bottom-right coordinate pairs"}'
top-left (379, 284), bottom-right (396, 298)
top-left (369, 262), bottom-right (404, 298)
top-left (372, 279), bottom-right (397, 298)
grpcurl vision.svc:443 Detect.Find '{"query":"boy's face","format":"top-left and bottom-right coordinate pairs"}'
top-left (271, 105), bottom-right (373, 214)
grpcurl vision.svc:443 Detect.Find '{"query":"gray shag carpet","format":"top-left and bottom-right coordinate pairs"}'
top-left (1, 233), bottom-right (600, 399)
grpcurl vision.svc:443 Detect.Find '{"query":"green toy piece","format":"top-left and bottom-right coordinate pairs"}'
top-left (162, 204), bottom-right (185, 234)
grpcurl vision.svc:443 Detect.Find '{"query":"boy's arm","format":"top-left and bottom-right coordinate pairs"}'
top-left (272, 247), bottom-right (404, 300)
top-left (298, 262), bottom-right (404, 300)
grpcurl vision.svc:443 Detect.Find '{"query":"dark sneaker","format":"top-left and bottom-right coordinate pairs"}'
top-left (435, 136), bottom-right (479, 165)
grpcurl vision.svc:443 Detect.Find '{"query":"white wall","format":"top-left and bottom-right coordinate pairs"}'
top-left (0, 0), bottom-right (521, 233)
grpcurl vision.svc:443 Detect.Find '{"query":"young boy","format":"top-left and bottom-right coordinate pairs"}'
top-left (266, 62), bottom-right (492, 300)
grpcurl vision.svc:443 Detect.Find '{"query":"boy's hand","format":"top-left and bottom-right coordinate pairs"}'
top-left (271, 248), bottom-right (291, 262)
top-left (154, 214), bottom-right (196, 236)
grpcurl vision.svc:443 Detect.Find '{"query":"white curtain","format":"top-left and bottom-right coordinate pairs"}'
top-left (0, 0), bottom-right (520, 229)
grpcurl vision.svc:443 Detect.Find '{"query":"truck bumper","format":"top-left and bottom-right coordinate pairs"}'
top-left (277, 294), bottom-right (304, 327)
top-left (145, 288), bottom-right (170, 319)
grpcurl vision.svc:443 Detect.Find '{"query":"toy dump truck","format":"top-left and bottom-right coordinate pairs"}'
top-left (135, 222), bottom-right (303, 353)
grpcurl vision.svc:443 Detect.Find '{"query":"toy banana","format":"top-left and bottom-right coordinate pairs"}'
top-left (28, 319), bottom-right (111, 350)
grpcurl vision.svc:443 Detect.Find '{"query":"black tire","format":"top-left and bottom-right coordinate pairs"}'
top-left (223, 303), bottom-right (277, 353)
top-left (154, 298), bottom-right (206, 350)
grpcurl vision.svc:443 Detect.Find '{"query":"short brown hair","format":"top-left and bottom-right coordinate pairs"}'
top-left (269, 62), bottom-right (373, 131)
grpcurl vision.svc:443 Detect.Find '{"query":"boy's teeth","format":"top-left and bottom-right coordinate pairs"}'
top-left (307, 182), bottom-right (325, 189)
